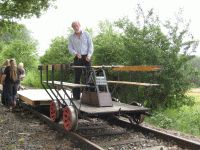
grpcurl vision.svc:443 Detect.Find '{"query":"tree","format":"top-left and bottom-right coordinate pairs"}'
top-left (186, 56), bottom-right (200, 87)
top-left (0, 0), bottom-right (56, 19)
top-left (0, 20), bottom-right (32, 45)
top-left (40, 36), bottom-right (73, 64)
top-left (0, 39), bottom-right (38, 70)
top-left (119, 7), bottom-right (198, 108)
top-left (114, 17), bottom-right (171, 106)
top-left (40, 36), bottom-right (74, 83)
top-left (92, 6), bottom-right (199, 108)
top-left (0, 21), bottom-right (39, 70)
top-left (93, 20), bottom-right (125, 65)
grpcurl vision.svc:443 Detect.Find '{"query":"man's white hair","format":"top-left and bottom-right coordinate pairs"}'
top-left (71, 21), bottom-right (80, 27)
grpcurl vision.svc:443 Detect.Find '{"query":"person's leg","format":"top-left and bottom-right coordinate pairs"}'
top-left (16, 82), bottom-right (20, 91)
top-left (4, 83), bottom-right (12, 110)
top-left (83, 58), bottom-right (91, 84)
top-left (73, 57), bottom-right (82, 99)
top-left (12, 83), bottom-right (18, 108)
top-left (73, 69), bottom-right (82, 99)
top-left (1, 85), bottom-right (5, 105)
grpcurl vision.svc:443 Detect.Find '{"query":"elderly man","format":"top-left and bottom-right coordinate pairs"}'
top-left (68, 21), bottom-right (94, 100)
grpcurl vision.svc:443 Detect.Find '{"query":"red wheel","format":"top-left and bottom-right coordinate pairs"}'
top-left (129, 114), bottom-right (145, 124)
top-left (63, 106), bottom-right (78, 131)
top-left (50, 101), bottom-right (60, 122)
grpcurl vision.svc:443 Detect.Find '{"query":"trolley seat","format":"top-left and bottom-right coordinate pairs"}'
top-left (43, 80), bottom-right (90, 88)
top-left (107, 80), bottom-right (159, 86)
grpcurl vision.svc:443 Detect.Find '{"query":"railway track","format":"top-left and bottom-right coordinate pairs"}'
top-left (102, 116), bottom-right (200, 150)
top-left (17, 99), bottom-right (200, 150)
top-left (18, 101), bottom-right (103, 150)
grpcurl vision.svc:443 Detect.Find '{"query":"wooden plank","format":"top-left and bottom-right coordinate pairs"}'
top-left (91, 65), bottom-right (161, 71)
top-left (107, 80), bottom-right (159, 86)
top-left (17, 89), bottom-right (73, 106)
top-left (112, 65), bottom-right (161, 72)
top-left (17, 89), bottom-right (52, 106)
top-left (18, 95), bottom-right (35, 105)
top-left (43, 81), bottom-right (89, 88)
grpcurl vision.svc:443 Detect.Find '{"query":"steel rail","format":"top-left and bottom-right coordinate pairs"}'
top-left (106, 116), bottom-right (200, 150)
top-left (13, 98), bottom-right (200, 150)
top-left (18, 100), bottom-right (104, 150)
top-left (8, 86), bottom-right (200, 150)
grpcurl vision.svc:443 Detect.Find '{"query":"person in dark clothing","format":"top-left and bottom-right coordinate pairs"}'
top-left (0, 59), bottom-right (10, 105)
top-left (1, 59), bottom-right (18, 111)
top-left (68, 21), bottom-right (94, 100)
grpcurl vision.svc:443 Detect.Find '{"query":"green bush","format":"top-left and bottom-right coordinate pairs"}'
top-left (147, 112), bottom-right (173, 129)
top-left (22, 69), bottom-right (42, 88)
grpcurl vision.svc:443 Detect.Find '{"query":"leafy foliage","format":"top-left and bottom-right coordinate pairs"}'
top-left (93, 20), bottom-right (125, 65)
top-left (40, 36), bottom-right (73, 64)
top-left (0, 39), bottom-right (38, 70)
top-left (186, 56), bottom-right (200, 87)
top-left (0, 21), bottom-right (39, 70)
top-left (0, 0), bottom-right (56, 19)
top-left (0, 20), bottom-right (32, 45)
top-left (22, 69), bottom-right (42, 88)
top-left (92, 6), bottom-right (199, 108)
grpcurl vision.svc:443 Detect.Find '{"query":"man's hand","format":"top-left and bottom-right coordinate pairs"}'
top-left (76, 54), bottom-right (82, 59)
top-left (86, 57), bottom-right (90, 62)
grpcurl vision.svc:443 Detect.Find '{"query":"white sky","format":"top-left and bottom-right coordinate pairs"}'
top-left (20, 0), bottom-right (200, 56)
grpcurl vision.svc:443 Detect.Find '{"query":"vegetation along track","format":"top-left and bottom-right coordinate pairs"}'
top-left (17, 98), bottom-right (200, 150)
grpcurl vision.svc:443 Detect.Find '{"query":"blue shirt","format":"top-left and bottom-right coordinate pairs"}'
top-left (68, 31), bottom-right (94, 58)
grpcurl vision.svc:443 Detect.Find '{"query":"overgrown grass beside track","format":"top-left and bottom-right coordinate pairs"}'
top-left (22, 70), bottom-right (42, 88)
top-left (145, 89), bottom-right (200, 137)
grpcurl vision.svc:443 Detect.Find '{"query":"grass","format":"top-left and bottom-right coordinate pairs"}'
top-left (22, 70), bottom-right (42, 88)
top-left (145, 89), bottom-right (200, 137)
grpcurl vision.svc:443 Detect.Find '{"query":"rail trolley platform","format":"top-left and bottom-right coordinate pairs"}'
top-left (17, 89), bottom-right (148, 114)
top-left (17, 88), bottom-right (150, 131)
top-left (17, 89), bottom-right (72, 106)
top-left (35, 64), bottom-right (160, 131)
top-left (73, 100), bottom-right (149, 115)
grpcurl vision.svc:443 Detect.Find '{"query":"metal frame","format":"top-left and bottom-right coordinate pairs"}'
top-left (38, 63), bottom-right (160, 126)
top-left (38, 64), bottom-right (78, 110)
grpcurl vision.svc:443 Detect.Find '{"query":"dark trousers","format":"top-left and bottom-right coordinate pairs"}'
top-left (73, 55), bottom-right (90, 99)
top-left (4, 83), bottom-right (17, 107)
top-left (1, 85), bottom-right (6, 105)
